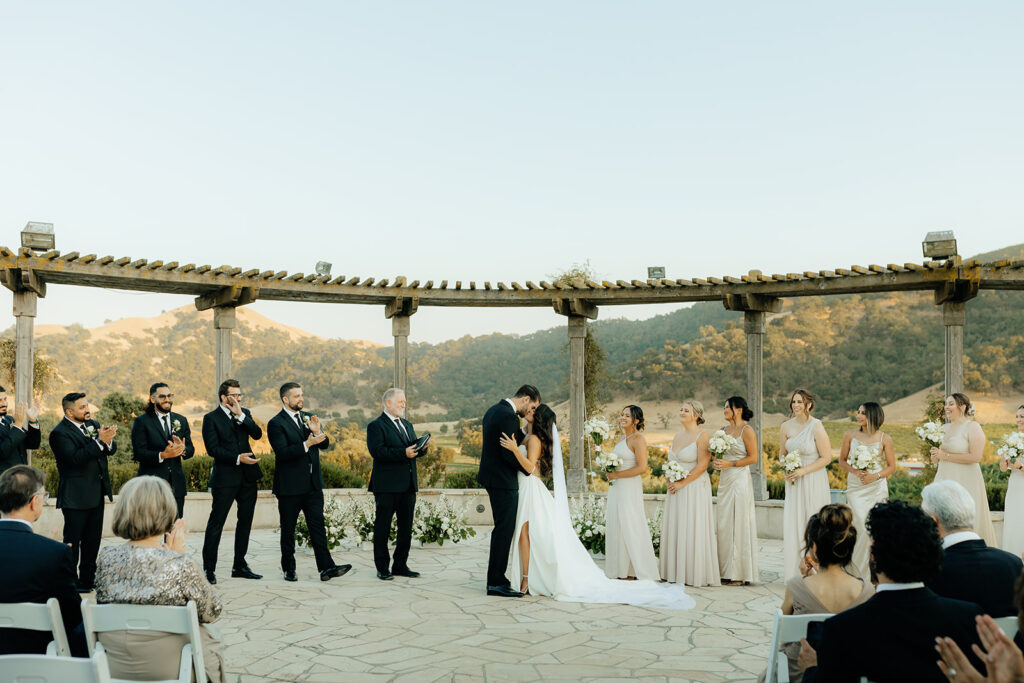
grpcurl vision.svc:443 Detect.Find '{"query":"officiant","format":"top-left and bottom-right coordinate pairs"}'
top-left (366, 388), bottom-right (429, 581)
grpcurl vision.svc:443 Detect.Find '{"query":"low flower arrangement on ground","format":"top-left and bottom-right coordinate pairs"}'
top-left (571, 494), bottom-right (607, 555)
top-left (295, 495), bottom-right (347, 550)
top-left (647, 507), bottom-right (663, 558)
top-left (413, 493), bottom-right (476, 546)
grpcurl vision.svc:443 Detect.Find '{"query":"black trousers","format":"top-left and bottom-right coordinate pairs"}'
top-left (373, 490), bottom-right (415, 574)
top-left (62, 503), bottom-right (104, 588)
top-left (173, 492), bottom-right (185, 520)
top-left (202, 482), bottom-right (257, 572)
top-left (278, 490), bottom-right (335, 572)
top-left (485, 487), bottom-right (518, 587)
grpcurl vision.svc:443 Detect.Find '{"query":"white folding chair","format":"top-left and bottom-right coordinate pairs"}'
top-left (996, 615), bottom-right (1020, 640)
top-left (0, 645), bottom-right (112, 683)
top-left (81, 598), bottom-right (206, 683)
top-left (0, 597), bottom-right (72, 657)
top-left (765, 608), bottom-right (831, 683)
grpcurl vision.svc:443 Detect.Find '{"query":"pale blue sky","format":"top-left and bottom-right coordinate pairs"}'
top-left (1, 2), bottom-right (1021, 344)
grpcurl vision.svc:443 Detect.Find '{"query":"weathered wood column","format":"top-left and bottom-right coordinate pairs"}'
top-left (195, 285), bottom-right (258, 387)
top-left (13, 291), bottom-right (38, 407)
top-left (935, 276), bottom-right (978, 396)
top-left (724, 286), bottom-right (779, 501)
top-left (554, 298), bottom-right (598, 494)
top-left (385, 296), bottom-right (418, 394)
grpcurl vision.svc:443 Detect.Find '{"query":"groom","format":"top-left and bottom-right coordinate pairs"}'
top-left (478, 384), bottom-right (540, 597)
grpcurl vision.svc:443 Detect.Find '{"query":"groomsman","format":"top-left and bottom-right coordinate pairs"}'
top-left (131, 382), bottom-right (195, 518)
top-left (366, 388), bottom-right (429, 581)
top-left (201, 379), bottom-right (263, 584)
top-left (49, 392), bottom-right (117, 592)
top-left (0, 386), bottom-right (41, 473)
top-left (268, 382), bottom-right (352, 582)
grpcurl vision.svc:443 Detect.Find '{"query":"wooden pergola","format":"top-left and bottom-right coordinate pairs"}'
top-left (4, 243), bottom-right (1022, 497)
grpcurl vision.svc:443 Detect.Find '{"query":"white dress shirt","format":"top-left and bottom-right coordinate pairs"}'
top-left (875, 582), bottom-right (925, 593)
top-left (0, 517), bottom-right (32, 529)
top-left (284, 406), bottom-right (322, 456)
top-left (155, 410), bottom-right (174, 462)
top-left (942, 530), bottom-right (982, 549)
top-left (384, 410), bottom-right (409, 441)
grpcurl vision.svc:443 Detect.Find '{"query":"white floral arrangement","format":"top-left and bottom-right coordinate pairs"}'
top-left (648, 507), bottom-right (663, 558)
top-left (782, 450), bottom-right (803, 476)
top-left (171, 419), bottom-right (182, 434)
top-left (570, 494), bottom-right (606, 555)
top-left (413, 493), bottom-right (476, 545)
top-left (301, 413), bottom-right (312, 428)
top-left (915, 421), bottom-right (944, 446)
top-left (997, 432), bottom-right (1024, 465)
top-left (849, 443), bottom-right (882, 473)
top-left (583, 417), bottom-right (614, 446)
top-left (342, 498), bottom-right (379, 546)
top-left (84, 424), bottom-right (97, 438)
top-left (662, 460), bottom-right (689, 483)
top-left (708, 430), bottom-right (738, 458)
top-left (594, 449), bottom-right (623, 473)
top-left (295, 495), bottom-right (348, 550)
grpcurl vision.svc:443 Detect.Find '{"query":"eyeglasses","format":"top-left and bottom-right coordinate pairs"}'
top-left (155, 394), bottom-right (174, 399)
top-left (34, 489), bottom-right (48, 503)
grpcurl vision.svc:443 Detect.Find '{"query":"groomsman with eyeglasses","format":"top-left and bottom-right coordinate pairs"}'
top-left (200, 379), bottom-right (263, 585)
top-left (0, 385), bottom-right (41, 473)
top-left (131, 382), bottom-right (195, 518)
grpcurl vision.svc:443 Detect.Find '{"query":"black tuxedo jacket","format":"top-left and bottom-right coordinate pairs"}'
top-left (806, 587), bottom-right (985, 683)
top-left (268, 409), bottom-right (330, 496)
top-left (476, 401), bottom-right (527, 490)
top-left (0, 519), bottom-right (82, 655)
top-left (926, 538), bottom-right (1024, 617)
top-left (0, 416), bottom-right (41, 472)
top-left (366, 412), bottom-right (418, 494)
top-left (201, 407), bottom-right (263, 489)
top-left (131, 411), bottom-right (195, 500)
top-left (49, 418), bottom-right (115, 510)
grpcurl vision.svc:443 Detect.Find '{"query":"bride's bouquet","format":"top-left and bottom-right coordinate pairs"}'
top-left (708, 430), bottom-right (738, 458)
top-left (782, 450), bottom-right (803, 478)
top-left (662, 460), bottom-right (689, 483)
top-left (583, 417), bottom-right (613, 447)
top-left (915, 421), bottom-right (944, 446)
top-left (997, 432), bottom-right (1024, 465)
top-left (849, 443), bottom-right (882, 473)
top-left (594, 450), bottom-right (623, 473)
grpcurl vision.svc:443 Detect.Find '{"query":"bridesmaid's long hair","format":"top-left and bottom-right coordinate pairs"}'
top-left (789, 389), bottom-right (815, 416)
top-left (861, 402), bottom-right (885, 434)
top-left (803, 503), bottom-right (857, 568)
top-left (531, 404), bottom-right (556, 479)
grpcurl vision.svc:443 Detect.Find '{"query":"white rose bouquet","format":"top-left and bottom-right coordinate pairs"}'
top-left (594, 450), bottom-right (623, 473)
top-left (849, 443), bottom-right (882, 473)
top-left (915, 421), bottom-right (944, 446)
top-left (662, 460), bottom-right (689, 483)
top-left (997, 432), bottom-right (1024, 466)
top-left (708, 430), bottom-right (738, 458)
top-left (583, 417), bottom-right (613, 447)
top-left (782, 450), bottom-right (803, 477)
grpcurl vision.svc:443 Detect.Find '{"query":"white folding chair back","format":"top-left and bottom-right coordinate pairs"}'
top-left (996, 615), bottom-right (1020, 640)
top-left (765, 608), bottom-right (832, 683)
top-left (81, 599), bottom-right (206, 683)
top-left (0, 598), bottom-right (72, 657)
top-left (0, 646), bottom-right (112, 683)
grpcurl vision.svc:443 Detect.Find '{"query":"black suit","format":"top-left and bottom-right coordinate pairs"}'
top-left (131, 411), bottom-right (195, 518)
top-left (805, 587), bottom-right (985, 683)
top-left (926, 537), bottom-right (1024, 617)
top-left (0, 416), bottom-right (41, 473)
top-left (366, 412), bottom-right (418, 574)
top-left (49, 417), bottom-right (115, 588)
top-left (477, 400), bottom-right (527, 587)
top-left (200, 406), bottom-right (263, 572)
top-left (0, 520), bottom-right (85, 657)
top-left (268, 409), bottom-right (335, 572)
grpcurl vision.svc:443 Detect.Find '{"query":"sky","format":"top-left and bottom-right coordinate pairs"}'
top-left (1, 2), bottom-right (1021, 345)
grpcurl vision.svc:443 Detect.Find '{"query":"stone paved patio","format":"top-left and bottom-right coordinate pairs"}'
top-left (101, 529), bottom-right (786, 682)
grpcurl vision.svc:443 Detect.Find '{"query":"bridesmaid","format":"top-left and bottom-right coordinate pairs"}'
top-left (604, 405), bottom-right (660, 581)
top-left (780, 389), bottom-right (833, 581)
top-left (931, 393), bottom-right (996, 545)
top-left (838, 402), bottom-right (895, 581)
top-left (660, 400), bottom-right (720, 586)
top-left (1000, 405), bottom-right (1024, 556)
top-left (712, 396), bottom-right (759, 585)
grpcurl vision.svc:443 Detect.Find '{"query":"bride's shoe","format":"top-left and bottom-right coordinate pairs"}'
top-left (520, 575), bottom-right (530, 595)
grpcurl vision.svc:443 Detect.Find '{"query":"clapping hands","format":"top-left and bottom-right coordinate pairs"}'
top-left (98, 425), bottom-right (117, 445)
top-left (936, 614), bottom-right (1024, 683)
top-left (161, 435), bottom-right (186, 460)
top-left (162, 519), bottom-right (187, 554)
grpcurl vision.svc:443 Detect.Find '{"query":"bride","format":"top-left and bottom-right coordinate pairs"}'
top-left (498, 404), bottom-right (695, 609)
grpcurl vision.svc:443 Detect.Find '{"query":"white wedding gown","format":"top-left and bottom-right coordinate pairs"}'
top-left (506, 427), bottom-right (695, 610)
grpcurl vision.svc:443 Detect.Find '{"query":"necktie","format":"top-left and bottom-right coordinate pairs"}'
top-left (80, 424), bottom-right (90, 438)
top-left (394, 418), bottom-right (408, 441)
top-left (295, 413), bottom-right (305, 434)
top-left (162, 415), bottom-right (171, 438)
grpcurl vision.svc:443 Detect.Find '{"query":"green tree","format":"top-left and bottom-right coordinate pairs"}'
top-left (0, 338), bottom-right (59, 399)
top-left (457, 418), bottom-right (483, 460)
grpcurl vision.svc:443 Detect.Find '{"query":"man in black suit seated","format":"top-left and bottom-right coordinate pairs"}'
top-left (131, 382), bottom-right (195, 519)
top-left (366, 388), bottom-right (430, 581)
top-left (0, 386), bottom-right (41, 472)
top-left (200, 379), bottom-right (263, 584)
top-left (802, 500), bottom-right (985, 683)
top-left (0, 466), bottom-right (86, 656)
top-left (922, 479), bottom-right (1024, 617)
top-left (268, 382), bottom-right (352, 582)
top-left (49, 392), bottom-right (117, 592)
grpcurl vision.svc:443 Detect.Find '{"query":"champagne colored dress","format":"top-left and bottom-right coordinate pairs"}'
top-left (934, 423), bottom-right (996, 546)
top-left (783, 419), bottom-right (831, 581)
top-left (604, 438), bottom-right (660, 581)
top-left (660, 440), bottom-right (720, 586)
top-left (715, 426), bottom-right (759, 583)
top-left (845, 436), bottom-right (889, 581)
top-left (1004, 468), bottom-right (1024, 555)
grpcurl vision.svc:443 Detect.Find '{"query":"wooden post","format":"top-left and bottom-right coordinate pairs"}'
top-left (567, 315), bottom-right (587, 494)
top-left (392, 315), bottom-right (410, 394)
top-left (213, 306), bottom-right (235, 386)
top-left (943, 301), bottom-right (966, 396)
top-left (12, 291), bottom-right (37, 408)
top-left (744, 310), bottom-right (769, 501)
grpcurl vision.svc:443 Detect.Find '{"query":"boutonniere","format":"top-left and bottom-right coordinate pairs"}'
top-left (172, 419), bottom-right (182, 434)
top-left (301, 413), bottom-right (312, 427)
top-left (84, 424), bottom-right (97, 438)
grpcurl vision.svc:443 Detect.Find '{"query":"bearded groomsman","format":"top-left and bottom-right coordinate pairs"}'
top-left (0, 385), bottom-right (41, 472)
top-left (268, 382), bottom-right (352, 582)
top-left (366, 388), bottom-right (429, 581)
top-left (131, 382), bottom-right (195, 518)
top-left (201, 379), bottom-right (263, 585)
top-left (49, 392), bottom-right (117, 592)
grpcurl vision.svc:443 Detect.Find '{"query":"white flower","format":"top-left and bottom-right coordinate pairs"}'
top-left (663, 460), bottom-right (689, 482)
top-left (782, 450), bottom-right (803, 475)
top-left (172, 419), bottom-right (182, 433)
top-left (916, 421), bottom-right (944, 446)
top-left (850, 443), bottom-right (882, 472)
top-left (708, 430), bottom-right (739, 457)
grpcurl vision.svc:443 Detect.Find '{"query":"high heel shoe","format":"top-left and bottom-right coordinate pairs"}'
top-left (520, 575), bottom-right (530, 595)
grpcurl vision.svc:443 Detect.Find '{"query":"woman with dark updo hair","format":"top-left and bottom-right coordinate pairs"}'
top-left (713, 396), bottom-right (760, 585)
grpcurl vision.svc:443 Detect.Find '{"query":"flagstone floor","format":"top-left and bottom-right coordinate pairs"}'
top-left (102, 529), bottom-right (787, 682)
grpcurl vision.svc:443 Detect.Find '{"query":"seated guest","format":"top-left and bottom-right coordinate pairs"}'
top-left (758, 504), bottom-right (873, 683)
top-left (936, 573), bottom-right (1024, 681)
top-left (0, 465), bottom-right (85, 656)
top-left (94, 476), bottom-right (226, 682)
top-left (922, 479), bottom-right (1023, 617)
top-left (802, 500), bottom-right (985, 683)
